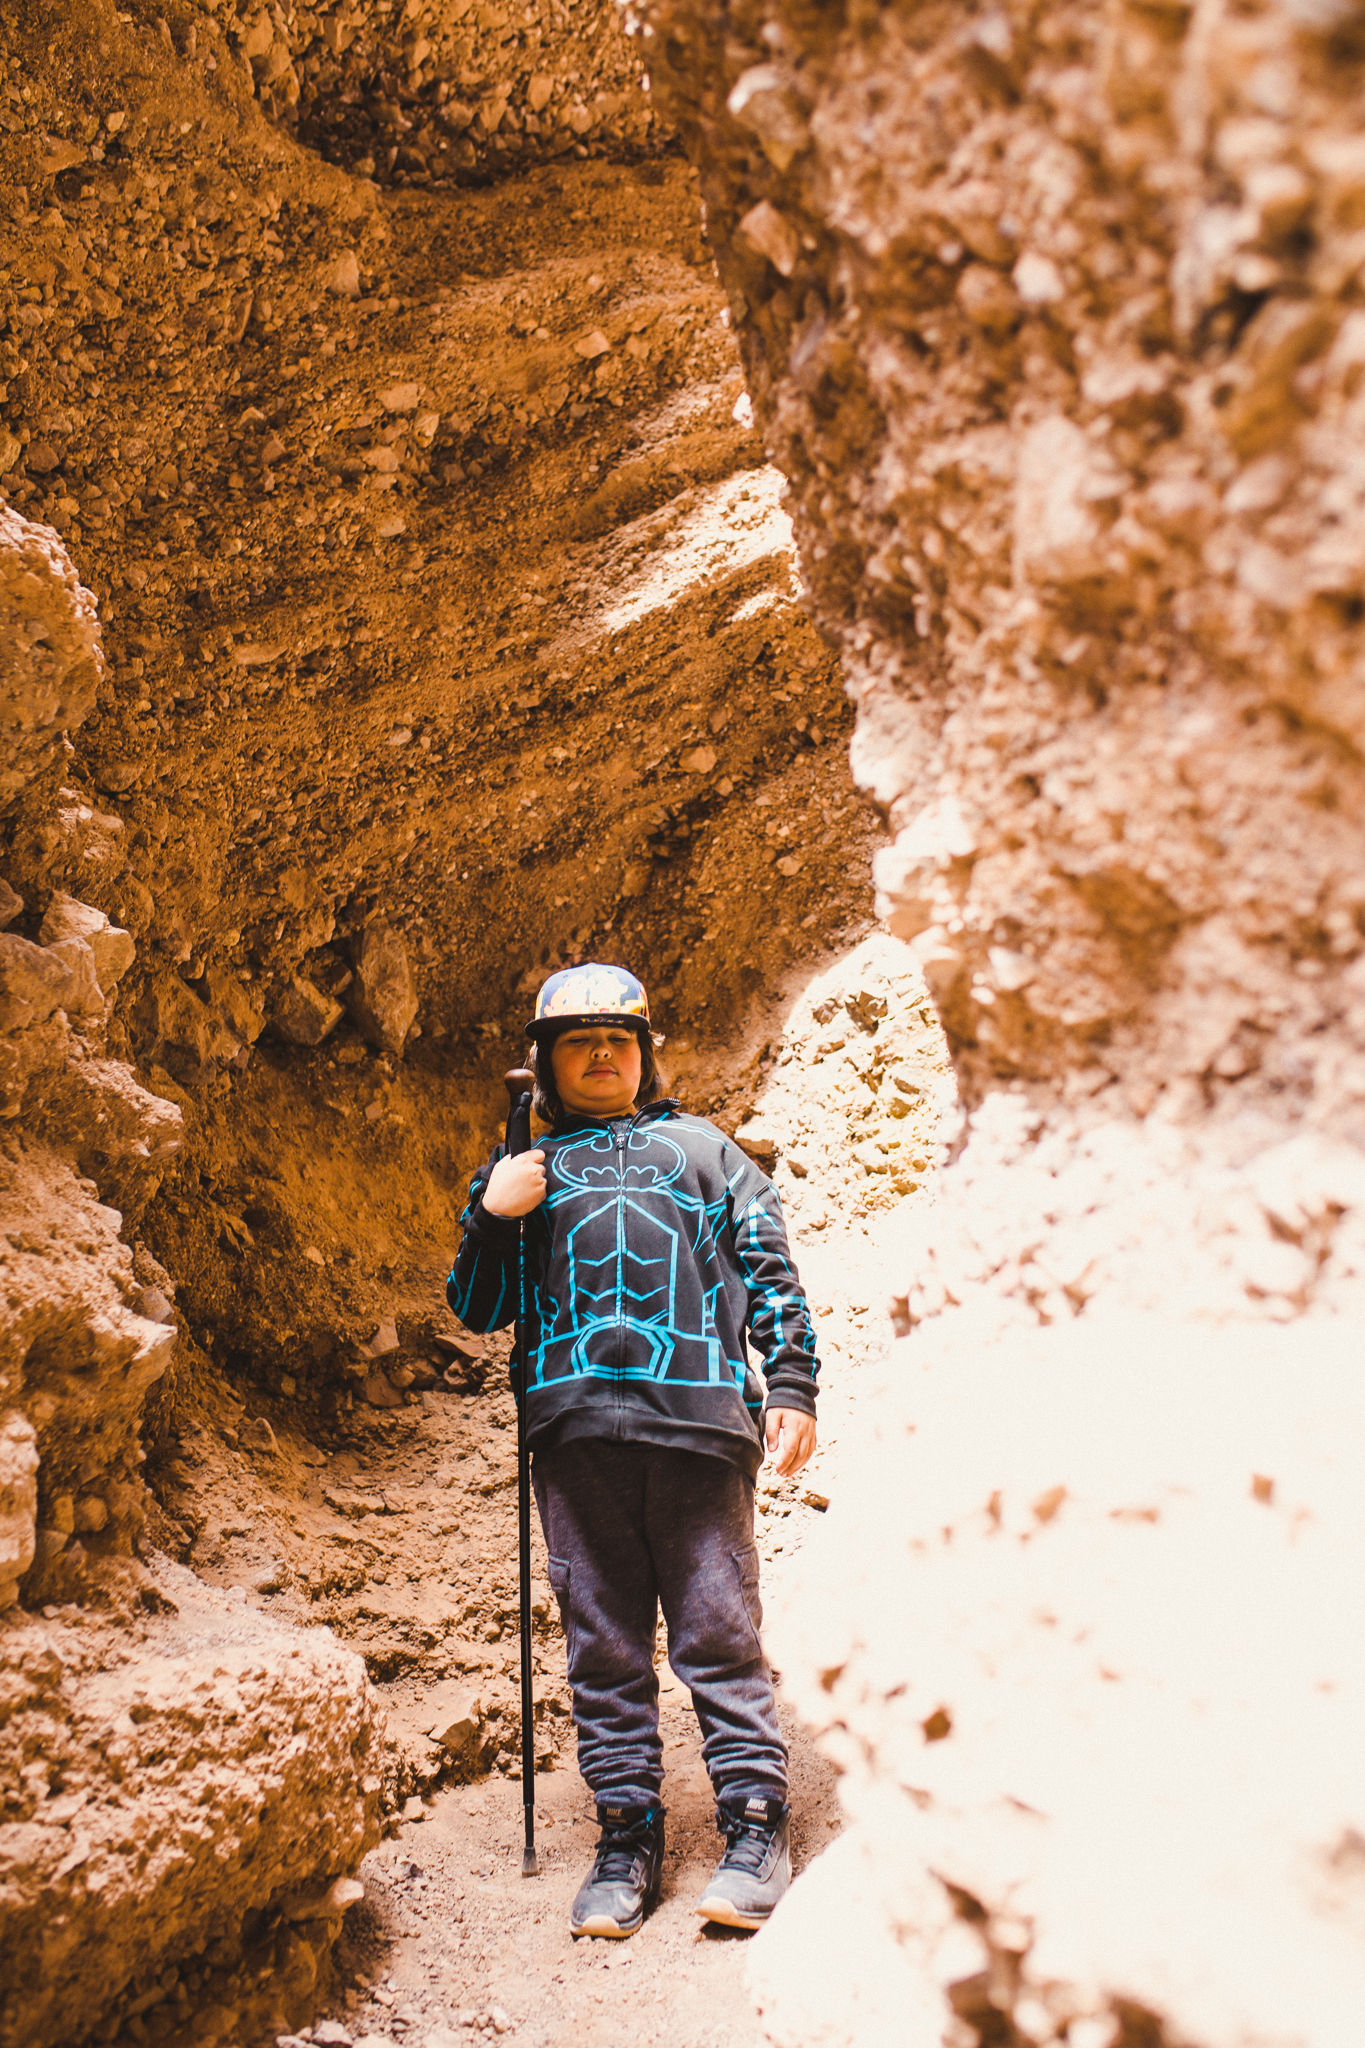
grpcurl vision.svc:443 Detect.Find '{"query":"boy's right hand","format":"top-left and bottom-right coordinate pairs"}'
top-left (482, 1150), bottom-right (548, 1217)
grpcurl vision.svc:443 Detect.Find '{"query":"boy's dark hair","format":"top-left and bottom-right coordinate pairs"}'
top-left (529, 1025), bottom-right (669, 1127)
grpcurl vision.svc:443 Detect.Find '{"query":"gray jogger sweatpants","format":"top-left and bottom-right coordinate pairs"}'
top-left (531, 1439), bottom-right (788, 1807)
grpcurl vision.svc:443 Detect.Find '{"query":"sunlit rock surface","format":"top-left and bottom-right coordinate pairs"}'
top-left (638, 0), bottom-right (1365, 2041)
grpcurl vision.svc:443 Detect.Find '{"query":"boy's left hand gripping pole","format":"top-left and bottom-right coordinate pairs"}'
top-left (504, 1068), bottom-right (539, 1879)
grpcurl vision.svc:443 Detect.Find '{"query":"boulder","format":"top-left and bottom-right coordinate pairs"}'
top-left (0, 503), bottom-right (103, 806)
top-left (145, 977), bottom-right (242, 1069)
top-left (345, 924), bottom-right (417, 1056)
top-left (44, 937), bottom-right (103, 1018)
top-left (0, 1564), bottom-right (384, 2047)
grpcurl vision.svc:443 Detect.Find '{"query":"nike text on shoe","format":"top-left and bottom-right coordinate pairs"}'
top-left (695, 1793), bottom-right (791, 1930)
top-left (569, 1801), bottom-right (665, 1939)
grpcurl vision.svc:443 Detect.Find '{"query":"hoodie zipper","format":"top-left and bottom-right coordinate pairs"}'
top-left (613, 1118), bottom-right (628, 1378)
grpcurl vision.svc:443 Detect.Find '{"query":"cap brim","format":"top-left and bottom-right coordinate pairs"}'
top-left (526, 1012), bottom-right (650, 1041)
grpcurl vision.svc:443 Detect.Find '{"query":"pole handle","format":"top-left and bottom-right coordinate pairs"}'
top-left (504, 1067), bottom-right (534, 1158)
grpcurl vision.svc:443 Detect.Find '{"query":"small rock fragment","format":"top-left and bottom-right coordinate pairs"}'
top-left (727, 64), bottom-right (810, 172)
top-left (275, 973), bottom-right (345, 1047)
top-left (679, 745), bottom-right (717, 774)
top-left (736, 1122), bottom-right (780, 1172)
top-left (279, 1875), bottom-right (365, 1922)
top-left (379, 382), bottom-right (420, 413)
top-left (957, 263), bottom-right (1019, 336)
top-left (426, 1682), bottom-right (484, 1758)
top-left (361, 1316), bottom-right (400, 1359)
top-left (325, 250), bottom-right (361, 298)
top-left (362, 1372), bottom-right (405, 1409)
top-left (239, 1417), bottom-right (280, 1457)
top-left (1013, 250), bottom-right (1065, 304)
top-left (738, 200), bottom-right (799, 277)
top-left (346, 923), bottom-right (418, 1056)
top-left (573, 329), bottom-right (612, 359)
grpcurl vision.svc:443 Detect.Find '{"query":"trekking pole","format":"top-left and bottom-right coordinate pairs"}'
top-left (503, 1066), bottom-right (539, 1879)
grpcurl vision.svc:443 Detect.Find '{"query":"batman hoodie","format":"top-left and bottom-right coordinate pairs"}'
top-left (446, 1100), bottom-right (820, 1478)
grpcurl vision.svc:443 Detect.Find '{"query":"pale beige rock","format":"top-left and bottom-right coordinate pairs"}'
top-left (0, 504), bottom-right (103, 807)
top-left (0, 1564), bottom-right (384, 2048)
top-left (39, 894), bottom-right (136, 992)
top-left (0, 1412), bottom-right (38, 1609)
top-left (425, 1680), bottom-right (484, 1760)
top-left (640, 0), bottom-right (1365, 2042)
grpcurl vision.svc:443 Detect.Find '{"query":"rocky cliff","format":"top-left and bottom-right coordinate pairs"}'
top-left (634, 0), bottom-right (1365, 2043)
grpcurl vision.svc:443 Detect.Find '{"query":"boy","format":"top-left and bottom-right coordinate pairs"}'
top-left (447, 963), bottom-right (819, 1938)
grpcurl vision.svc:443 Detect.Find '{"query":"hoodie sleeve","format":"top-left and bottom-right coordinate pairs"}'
top-left (446, 1148), bottom-right (522, 1333)
top-left (725, 1145), bottom-right (820, 1417)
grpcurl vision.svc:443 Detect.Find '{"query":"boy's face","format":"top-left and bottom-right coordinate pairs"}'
top-left (550, 1025), bottom-right (643, 1118)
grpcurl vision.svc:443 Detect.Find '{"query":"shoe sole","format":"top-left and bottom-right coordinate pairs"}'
top-left (571, 1912), bottom-right (641, 1939)
top-left (694, 1893), bottom-right (769, 1931)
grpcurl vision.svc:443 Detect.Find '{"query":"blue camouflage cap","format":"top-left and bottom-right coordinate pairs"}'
top-left (526, 962), bottom-right (651, 1042)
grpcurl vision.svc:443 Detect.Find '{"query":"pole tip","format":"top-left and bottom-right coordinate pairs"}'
top-left (521, 1846), bottom-right (540, 1878)
top-left (505, 1066), bottom-right (535, 1103)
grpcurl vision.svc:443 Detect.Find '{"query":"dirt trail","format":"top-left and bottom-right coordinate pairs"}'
top-left (316, 1568), bottom-right (841, 2048)
top-left (285, 935), bottom-right (953, 2048)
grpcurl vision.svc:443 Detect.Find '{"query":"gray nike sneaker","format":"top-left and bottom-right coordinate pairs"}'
top-left (695, 1793), bottom-right (791, 1930)
top-left (569, 1801), bottom-right (665, 1939)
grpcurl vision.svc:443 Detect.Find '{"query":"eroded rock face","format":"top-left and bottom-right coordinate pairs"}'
top-left (647, 0), bottom-right (1365, 1125)
top-left (151, 0), bottom-right (664, 183)
top-left (0, 1563), bottom-right (384, 2048)
top-left (0, 507), bottom-right (384, 2046)
top-left (0, 11), bottom-right (890, 2042)
top-left (0, 501), bottom-right (102, 808)
top-left (637, 0), bottom-right (1365, 2043)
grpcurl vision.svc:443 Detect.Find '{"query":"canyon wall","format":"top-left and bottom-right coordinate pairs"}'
top-left (0, 3), bottom-right (879, 2040)
top-left (635, 0), bottom-right (1365, 2044)
top-left (8, 0), bottom-right (1365, 2041)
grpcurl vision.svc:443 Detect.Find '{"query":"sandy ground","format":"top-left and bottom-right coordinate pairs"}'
top-left (319, 1599), bottom-right (841, 2048)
